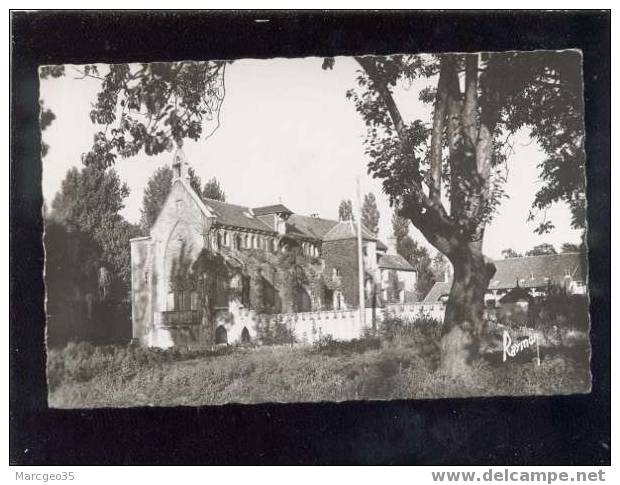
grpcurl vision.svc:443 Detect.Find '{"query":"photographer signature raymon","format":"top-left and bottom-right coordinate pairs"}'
top-left (503, 330), bottom-right (540, 365)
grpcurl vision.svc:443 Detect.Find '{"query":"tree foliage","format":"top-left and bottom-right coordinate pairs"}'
top-left (338, 199), bottom-right (354, 222)
top-left (391, 213), bottom-right (435, 299)
top-left (331, 51), bottom-right (585, 248)
top-left (202, 176), bottom-right (227, 202)
top-left (501, 248), bottom-right (523, 259)
top-left (361, 192), bottom-right (380, 235)
top-left (67, 61), bottom-right (228, 168)
top-left (48, 165), bottom-right (140, 296)
top-left (139, 164), bottom-right (203, 232)
top-left (391, 212), bottom-right (410, 242)
top-left (526, 243), bottom-right (557, 256)
top-left (561, 242), bottom-right (582, 253)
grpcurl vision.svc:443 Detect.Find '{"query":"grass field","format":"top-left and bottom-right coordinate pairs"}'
top-left (47, 328), bottom-right (591, 408)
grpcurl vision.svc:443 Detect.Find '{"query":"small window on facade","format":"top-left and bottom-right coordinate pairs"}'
top-left (167, 292), bottom-right (175, 311)
top-left (190, 291), bottom-right (199, 311)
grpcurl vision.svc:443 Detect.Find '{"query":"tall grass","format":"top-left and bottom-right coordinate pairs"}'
top-left (48, 323), bottom-right (590, 408)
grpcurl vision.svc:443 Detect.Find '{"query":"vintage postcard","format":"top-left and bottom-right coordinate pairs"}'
top-left (40, 51), bottom-right (590, 407)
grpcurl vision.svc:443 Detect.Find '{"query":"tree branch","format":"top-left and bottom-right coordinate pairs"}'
top-left (356, 56), bottom-right (458, 244)
top-left (462, 54), bottom-right (479, 150)
top-left (429, 57), bottom-right (449, 203)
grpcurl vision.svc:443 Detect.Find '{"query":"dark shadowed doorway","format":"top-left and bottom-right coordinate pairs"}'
top-left (215, 325), bottom-right (228, 344)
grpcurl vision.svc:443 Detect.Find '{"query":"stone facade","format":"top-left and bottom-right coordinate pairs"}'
top-left (130, 150), bottom-right (418, 348)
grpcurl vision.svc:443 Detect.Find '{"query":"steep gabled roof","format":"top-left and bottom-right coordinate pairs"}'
top-left (202, 198), bottom-right (276, 233)
top-left (285, 214), bottom-right (340, 240)
top-left (378, 254), bottom-right (415, 271)
top-left (423, 281), bottom-right (451, 303)
top-left (252, 204), bottom-right (293, 216)
top-left (322, 221), bottom-right (379, 242)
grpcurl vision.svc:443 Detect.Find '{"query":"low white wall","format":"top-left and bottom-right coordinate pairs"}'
top-left (384, 303), bottom-right (446, 322)
top-left (144, 302), bottom-right (447, 348)
top-left (238, 303), bottom-right (446, 345)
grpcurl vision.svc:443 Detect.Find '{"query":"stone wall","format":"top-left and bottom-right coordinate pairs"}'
top-left (141, 301), bottom-right (447, 349)
top-left (322, 239), bottom-right (360, 308)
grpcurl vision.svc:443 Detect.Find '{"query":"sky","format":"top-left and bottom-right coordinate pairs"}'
top-left (39, 56), bottom-right (583, 259)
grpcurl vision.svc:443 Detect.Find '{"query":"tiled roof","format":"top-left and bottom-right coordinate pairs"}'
top-left (202, 198), bottom-right (275, 233)
top-left (378, 254), bottom-right (415, 271)
top-left (252, 204), bottom-right (293, 216)
top-left (285, 214), bottom-right (340, 240)
top-left (422, 252), bottom-right (586, 302)
top-left (322, 221), bottom-right (379, 242)
top-left (488, 252), bottom-right (585, 290)
top-left (181, 181), bottom-right (390, 249)
top-left (423, 281), bottom-right (451, 303)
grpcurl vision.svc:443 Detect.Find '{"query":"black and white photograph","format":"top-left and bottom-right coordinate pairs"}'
top-left (10, 9), bottom-right (611, 467)
top-left (40, 49), bottom-right (591, 407)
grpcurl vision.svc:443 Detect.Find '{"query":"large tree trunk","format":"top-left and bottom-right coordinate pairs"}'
top-left (440, 241), bottom-right (496, 375)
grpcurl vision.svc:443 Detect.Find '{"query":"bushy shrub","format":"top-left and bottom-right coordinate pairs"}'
top-left (253, 317), bottom-right (296, 346)
top-left (312, 334), bottom-right (381, 354)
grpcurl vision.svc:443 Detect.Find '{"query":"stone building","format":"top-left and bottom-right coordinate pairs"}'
top-left (130, 150), bottom-right (417, 348)
top-left (423, 252), bottom-right (587, 306)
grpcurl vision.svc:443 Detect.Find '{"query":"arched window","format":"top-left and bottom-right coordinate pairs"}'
top-left (241, 327), bottom-right (251, 344)
top-left (215, 325), bottom-right (228, 345)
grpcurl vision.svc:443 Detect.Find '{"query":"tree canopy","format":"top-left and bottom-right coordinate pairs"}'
top-left (561, 242), bottom-right (582, 253)
top-left (526, 243), bottom-right (557, 256)
top-left (48, 165), bottom-right (139, 296)
top-left (338, 199), bottom-right (354, 222)
top-left (202, 176), bottom-right (227, 202)
top-left (391, 213), bottom-right (435, 299)
top-left (361, 192), bottom-right (380, 235)
top-left (139, 164), bottom-right (203, 232)
top-left (501, 248), bottom-right (523, 259)
top-left (41, 61), bottom-right (227, 168)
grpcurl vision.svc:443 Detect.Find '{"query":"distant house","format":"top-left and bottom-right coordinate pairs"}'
top-left (130, 149), bottom-right (417, 347)
top-left (423, 253), bottom-right (587, 306)
top-left (377, 242), bottom-right (417, 304)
